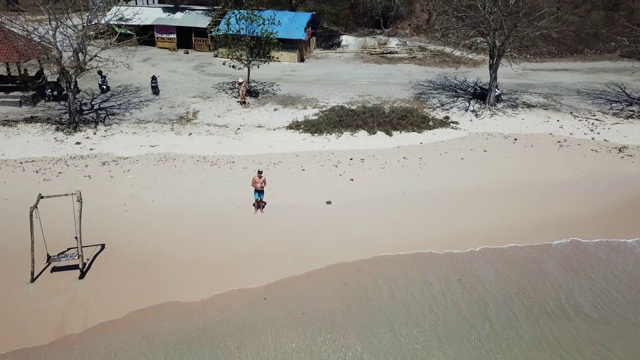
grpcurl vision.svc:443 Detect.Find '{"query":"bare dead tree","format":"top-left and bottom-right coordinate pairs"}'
top-left (0, 0), bottom-right (134, 132)
top-left (431, 0), bottom-right (563, 107)
top-left (580, 84), bottom-right (640, 119)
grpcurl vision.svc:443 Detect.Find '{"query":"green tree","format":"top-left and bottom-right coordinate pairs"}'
top-left (213, 4), bottom-right (281, 83)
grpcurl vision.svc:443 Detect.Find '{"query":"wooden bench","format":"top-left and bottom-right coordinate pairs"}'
top-left (0, 97), bottom-right (23, 107)
top-left (0, 84), bottom-right (28, 93)
top-left (0, 87), bottom-right (40, 107)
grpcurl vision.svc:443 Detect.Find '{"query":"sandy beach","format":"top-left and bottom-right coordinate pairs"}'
top-left (1, 43), bottom-right (640, 357)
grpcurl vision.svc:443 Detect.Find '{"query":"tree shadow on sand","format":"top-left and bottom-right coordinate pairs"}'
top-left (13, 84), bottom-right (150, 129)
top-left (578, 83), bottom-right (640, 120)
top-left (412, 74), bottom-right (556, 113)
top-left (58, 84), bottom-right (150, 128)
top-left (212, 80), bottom-right (281, 100)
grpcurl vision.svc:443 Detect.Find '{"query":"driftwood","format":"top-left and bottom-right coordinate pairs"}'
top-left (367, 49), bottom-right (401, 55)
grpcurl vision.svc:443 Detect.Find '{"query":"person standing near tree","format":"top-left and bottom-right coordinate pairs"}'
top-left (251, 169), bottom-right (266, 214)
top-left (238, 77), bottom-right (248, 105)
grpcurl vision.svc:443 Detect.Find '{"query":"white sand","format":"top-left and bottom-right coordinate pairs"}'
top-left (1, 43), bottom-right (640, 354)
top-left (2, 46), bottom-right (639, 159)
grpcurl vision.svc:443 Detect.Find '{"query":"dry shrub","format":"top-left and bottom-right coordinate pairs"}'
top-left (287, 104), bottom-right (457, 136)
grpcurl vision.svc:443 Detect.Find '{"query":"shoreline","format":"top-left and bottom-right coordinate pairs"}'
top-left (3, 238), bottom-right (640, 359)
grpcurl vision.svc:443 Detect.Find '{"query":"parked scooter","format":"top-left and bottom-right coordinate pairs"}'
top-left (97, 70), bottom-right (110, 94)
top-left (150, 75), bottom-right (159, 96)
top-left (473, 85), bottom-right (502, 103)
top-left (44, 79), bottom-right (79, 103)
top-left (44, 84), bottom-right (56, 102)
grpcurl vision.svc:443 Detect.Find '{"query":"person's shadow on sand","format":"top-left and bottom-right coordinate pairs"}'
top-left (251, 201), bottom-right (267, 209)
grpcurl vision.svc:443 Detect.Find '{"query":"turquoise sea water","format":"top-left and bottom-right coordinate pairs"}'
top-left (3, 239), bottom-right (640, 360)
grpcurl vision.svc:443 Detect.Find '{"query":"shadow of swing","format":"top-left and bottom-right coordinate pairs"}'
top-left (32, 244), bottom-right (106, 282)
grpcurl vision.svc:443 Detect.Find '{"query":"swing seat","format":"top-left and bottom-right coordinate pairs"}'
top-left (47, 252), bottom-right (79, 264)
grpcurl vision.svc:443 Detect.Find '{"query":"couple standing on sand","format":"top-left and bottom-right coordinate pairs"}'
top-left (252, 169), bottom-right (267, 214)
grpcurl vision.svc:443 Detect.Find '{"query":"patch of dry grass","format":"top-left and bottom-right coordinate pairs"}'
top-left (287, 103), bottom-right (457, 136)
top-left (257, 94), bottom-right (323, 109)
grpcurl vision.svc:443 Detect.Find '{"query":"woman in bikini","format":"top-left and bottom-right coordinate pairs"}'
top-left (238, 78), bottom-right (248, 105)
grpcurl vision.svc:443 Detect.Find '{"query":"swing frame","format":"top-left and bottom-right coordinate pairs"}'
top-left (29, 191), bottom-right (85, 283)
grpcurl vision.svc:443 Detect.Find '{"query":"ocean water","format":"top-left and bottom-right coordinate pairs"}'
top-left (4, 239), bottom-right (640, 359)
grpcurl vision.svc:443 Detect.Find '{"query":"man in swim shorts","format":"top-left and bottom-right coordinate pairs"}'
top-left (251, 169), bottom-right (266, 213)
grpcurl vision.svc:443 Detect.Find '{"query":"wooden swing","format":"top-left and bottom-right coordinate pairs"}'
top-left (29, 191), bottom-right (85, 283)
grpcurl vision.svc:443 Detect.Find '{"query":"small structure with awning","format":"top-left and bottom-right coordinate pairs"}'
top-left (112, 24), bottom-right (136, 45)
top-left (0, 25), bottom-right (50, 106)
top-left (0, 25), bottom-right (49, 76)
top-left (214, 10), bottom-right (317, 63)
top-left (104, 5), bottom-right (217, 51)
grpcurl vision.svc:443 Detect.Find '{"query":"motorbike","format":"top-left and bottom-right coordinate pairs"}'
top-left (97, 70), bottom-right (110, 94)
top-left (150, 75), bottom-right (159, 96)
top-left (473, 85), bottom-right (502, 103)
top-left (44, 84), bottom-right (55, 102)
top-left (44, 80), bottom-right (79, 103)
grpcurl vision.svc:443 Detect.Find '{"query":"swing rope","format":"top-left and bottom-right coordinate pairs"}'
top-left (35, 207), bottom-right (50, 256)
top-left (71, 194), bottom-right (78, 239)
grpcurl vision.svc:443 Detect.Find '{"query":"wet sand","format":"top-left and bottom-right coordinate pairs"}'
top-left (4, 239), bottom-right (640, 359)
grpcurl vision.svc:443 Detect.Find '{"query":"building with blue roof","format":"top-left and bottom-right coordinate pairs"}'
top-left (214, 9), bottom-right (318, 62)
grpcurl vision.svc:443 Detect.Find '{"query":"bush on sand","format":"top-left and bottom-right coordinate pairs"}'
top-left (287, 104), bottom-right (457, 136)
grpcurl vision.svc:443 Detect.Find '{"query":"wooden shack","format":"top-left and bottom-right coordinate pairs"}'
top-left (105, 5), bottom-right (215, 52)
